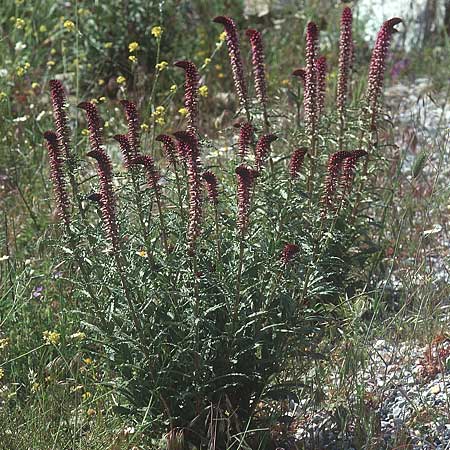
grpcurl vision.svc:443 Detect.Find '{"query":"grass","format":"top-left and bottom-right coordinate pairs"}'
top-left (1, 1), bottom-right (450, 449)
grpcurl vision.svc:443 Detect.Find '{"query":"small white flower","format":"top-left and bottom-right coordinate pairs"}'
top-left (15, 41), bottom-right (27, 52)
top-left (13, 115), bottom-right (28, 123)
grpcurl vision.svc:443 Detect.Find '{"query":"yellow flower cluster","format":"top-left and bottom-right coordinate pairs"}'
top-left (63, 20), bottom-right (76, 32)
top-left (116, 75), bottom-right (126, 85)
top-left (155, 61), bottom-right (168, 72)
top-left (43, 330), bottom-right (60, 345)
top-left (151, 26), bottom-right (163, 38)
top-left (170, 84), bottom-right (177, 93)
top-left (15, 18), bottom-right (26, 29)
top-left (199, 85), bottom-right (208, 97)
top-left (128, 41), bottom-right (139, 53)
top-left (178, 108), bottom-right (188, 117)
top-left (16, 62), bottom-right (30, 77)
top-left (0, 338), bottom-right (10, 349)
top-left (0, 368), bottom-right (4, 380)
top-left (152, 106), bottom-right (165, 125)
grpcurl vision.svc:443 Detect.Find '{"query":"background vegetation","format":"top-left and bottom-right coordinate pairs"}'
top-left (1, 1), bottom-right (449, 449)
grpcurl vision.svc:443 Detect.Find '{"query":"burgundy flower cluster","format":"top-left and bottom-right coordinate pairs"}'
top-left (235, 165), bottom-right (257, 234)
top-left (213, 16), bottom-right (248, 110)
top-left (281, 243), bottom-right (300, 265)
top-left (340, 150), bottom-right (368, 194)
top-left (367, 17), bottom-right (402, 129)
top-left (49, 80), bottom-right (72, 163)
top-left (289, 148), bottom-right (308, 180)
top-left (202, 170), bottom-right (219, 205)
top-left (174, 131), bottom-right (202, 254)
top-left (78, 102), bottom-right (103, 154)
top-left (245, 29), bottom-right (267, 107)
top-left (120, 100), bottom-right (140, 158)
top-left (255, 133), bottom-right (278, 172)
top-left (337, 7), bottom-right (353, 114)
top-left (304, 22), bottom-right (319, 136)
top-left (78, 101), bottom-right (122, 250)
top-left (322, 150), bottom-right (352, 210)
top-left (234, 121), bottom-right (254, 159)
top-left (322, 150), bottom-right (367, 210)
top-left (114, 133), bottom-right (134, 169)
top-left (174, 60), bottom-right (200, 133)
top-left (44, 131), bottom-right (71, 226)
top-left (86, 149), bottom-right (120, 251)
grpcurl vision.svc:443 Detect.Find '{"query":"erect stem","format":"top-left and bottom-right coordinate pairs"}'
top-left (173, 161), bottom-right (185, 218)
top-left (234, 235), bottom-right (245, 323)
top-left (213, 205), bottom-right (221, 266)
top-left (155, 193), bottom-right (169, 254)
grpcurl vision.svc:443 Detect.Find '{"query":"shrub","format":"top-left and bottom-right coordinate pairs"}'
top-left (43, 8), bottom-right (401, 449)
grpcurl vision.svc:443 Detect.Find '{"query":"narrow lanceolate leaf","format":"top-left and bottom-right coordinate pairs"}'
top-left (412, 150), bottom-right (429, 179)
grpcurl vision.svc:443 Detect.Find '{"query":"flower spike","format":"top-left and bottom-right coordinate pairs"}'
top-left (213, 16), bottom-right (248, 110)
top-left (44, 131), bottom-right (71, 226)
top-left (174, 60), bottom-right (200, 133)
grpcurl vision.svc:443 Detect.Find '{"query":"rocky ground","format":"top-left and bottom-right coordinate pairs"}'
top-left (292, 338), bottom-right (450, 449)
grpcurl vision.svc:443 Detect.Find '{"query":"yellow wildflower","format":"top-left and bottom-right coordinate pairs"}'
top-left (136, 249), bottom-right (148, 257)
top-left (43, 330), bottom-right (60, 345)
top-left (128, 41), bottom-right (139, 53)
top-left (281, 79), bottom-right (290, 86)
top-left (50, 48), bottom-right (57, 55)
top-left (199, 85), bottom-right (208, 97)
top-left (63, 20), bottom-right (76, 32)
top-left (204, 57), bottom-right (211, 65)
top-left (104, 42), bottom-right (113, 49)
top-left (155, 116), bottom-right (165, 126)
top-left (151, 26), bottom-right (163, 38)
top-left (0, 368), bottom-right (4, 380)
top-left (154, 105), bottom-right (165, 115)
top-left (47, 60), bottom-right (56, 68)
top-left (16, 67), bottom-right (25, 77)
top-left (170, 84), bottom-right (177, 93)
top-left (128, 55), bottom-right (137, 63)
top-left (218, 73), bottom-right (225, 79)
top-left (116, 75), bottom-right (126, 85)
top-left (219, 31), bottom-right (227, 42)
top-left (104, 120), bottom-right (110, 128)
top-left (90, 98), bottom-right (98, 104)
top-left (39, 25), bottom-right (47, 33)
top-left (99, 96), bottom-right (106, 102)
top-left (215, 64), bottom-right (222, 71)
top-left (0, 92), bottom-right (7, 101)
top-left (0, 338), bottom-right (9, 349)
top-left (15, 18), bottom-right (26, 29)
top-left (98, 78), bottom-right (105, 86)
top-left (31, 82), bottom-right (40, 89)
top-left (31, 382), bottom-right (40, 393)
top-left (82, 391), bottom-right (92, 401)
top-left (81, 128), bottom-right (89, 136)
top-left (83, 357), bottom-right (93, 365)
top-left (178, 108), bottom-right (188, 117)
top-left (140, 123), bottom-right (149, 132)
top-left (155, 61), bottom-right (168, 71)
top-left (24, 62), bottom-right (30, 69)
